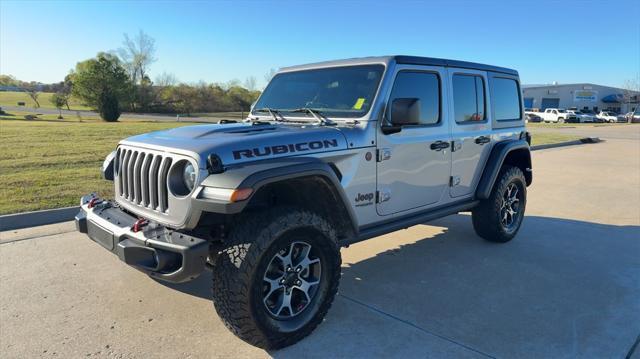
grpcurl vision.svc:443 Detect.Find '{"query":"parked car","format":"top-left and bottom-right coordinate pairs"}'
top-left (525, 112), bottom-right (542, 123)
top-left (75, 55), bottom-right (532, 349)
top-left (535, 108), bottom-right (577, 123)
top-left (596, 111), bottom-right (621, 123)
top-left (567, 110), bottom-right (595, 123)
top-left (632, 110), bottom-right (640, 123)
top-left (624, 112), bottom-right (634, 122)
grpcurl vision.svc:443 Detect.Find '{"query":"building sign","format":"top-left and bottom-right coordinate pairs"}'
top-left (574, 90), bottom-right (598, 102)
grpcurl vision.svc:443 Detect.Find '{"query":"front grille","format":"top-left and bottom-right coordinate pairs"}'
top-left (115, 147), bottom-right (173, 213)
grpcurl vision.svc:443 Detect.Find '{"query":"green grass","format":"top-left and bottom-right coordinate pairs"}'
top-left (0, 116), bottom-right (198, 214)
top-left (0, 113), bottom-right (586, 214)
top-left (529, 132), bottom-right (581, 146)
top-left (0, 91), bottom-right (92, 111)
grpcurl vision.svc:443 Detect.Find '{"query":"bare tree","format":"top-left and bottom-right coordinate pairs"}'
top-left (264, 68), bottom-right (277, 84)
top-left (26, 89), bottom-right (40, 108)
top-left (155, 72), bottom-right (178, 87)
top-left (621, 76), bottom-right (640, 114)
top-left (243, 76), bottom-right (257, 91)
top-left (118, 30), bottom-right (157, 85)
top-left (223, 79), bottom-right (241, 90)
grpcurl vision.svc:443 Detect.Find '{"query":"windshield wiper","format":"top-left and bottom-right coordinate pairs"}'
top-left (252, 107), bottom-right (298, 124)
top-left (254, 107), bottom-right (285, 122)
top-left (290, 108), bottom-right (335, 125)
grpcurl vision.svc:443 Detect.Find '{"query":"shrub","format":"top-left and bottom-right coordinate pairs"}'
top-left (99, 94), bottom-right (121, 122)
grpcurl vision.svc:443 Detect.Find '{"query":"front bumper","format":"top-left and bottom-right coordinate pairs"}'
top-left (75, 194), bottom-right (208, 283)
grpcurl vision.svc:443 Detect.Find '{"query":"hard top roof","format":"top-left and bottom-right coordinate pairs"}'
top-left (280, 55), bottom-right (518, 76)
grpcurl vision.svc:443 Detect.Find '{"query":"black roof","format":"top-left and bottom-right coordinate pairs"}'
top-left (394, 55), bottom-right (518, 76)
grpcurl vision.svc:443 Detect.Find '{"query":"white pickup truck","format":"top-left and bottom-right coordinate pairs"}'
top-left (534, 108), bottom-right (577, 123)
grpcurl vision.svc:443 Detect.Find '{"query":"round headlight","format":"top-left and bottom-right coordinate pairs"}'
top-left (183, 163), bottom-right (196, 192)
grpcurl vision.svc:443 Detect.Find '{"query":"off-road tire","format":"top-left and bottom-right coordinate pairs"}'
top-left (211, 207), bottom-right (341, 349)
top-left (472, 166), bottom-right (527, 243)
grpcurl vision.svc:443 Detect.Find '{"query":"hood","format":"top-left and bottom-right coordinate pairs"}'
top-left (120, 122), bottom-right (349, 168)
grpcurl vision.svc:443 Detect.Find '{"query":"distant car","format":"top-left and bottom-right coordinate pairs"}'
top-left (525, 112), bottom-right (542, 123)
top-left (535, 108), bottom-right (578, 123)
top-left (567, 110), bottom-right (594, 123)
top-left (596, 111), bottom-right (620, 123)
top-left (632, 110), bottom-right (640, 123)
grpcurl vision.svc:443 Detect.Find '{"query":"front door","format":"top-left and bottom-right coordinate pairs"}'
top-left (376, 66), bottom-right (451, 216)
top-left (448, 68), bottom-right (493, 198)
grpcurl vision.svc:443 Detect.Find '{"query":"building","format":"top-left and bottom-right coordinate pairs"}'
top-left (522, 83), bottom-right (639, 114)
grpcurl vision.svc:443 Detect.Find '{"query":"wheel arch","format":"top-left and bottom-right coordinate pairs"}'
top-left (235, 158), bottom-right (358, 239)
top-left (476, 139), bottom-right (532, 200)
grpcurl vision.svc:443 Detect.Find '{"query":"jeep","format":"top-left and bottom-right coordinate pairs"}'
top-left (76, 56), bottom-right (532, 349)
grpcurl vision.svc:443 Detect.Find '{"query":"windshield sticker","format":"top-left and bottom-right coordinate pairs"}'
top-left (353, 98), bottom-right (365, 110)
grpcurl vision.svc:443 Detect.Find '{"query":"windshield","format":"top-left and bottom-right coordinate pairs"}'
top-left (252, 65), bottom-right (385, 119)
top-left (558, 109), bottom-right (567, 113)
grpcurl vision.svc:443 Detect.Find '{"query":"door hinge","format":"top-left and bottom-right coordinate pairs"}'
top-left (450, 176), bottom-right (461, 187)
top-left (377, 148), bottom-right (392, 162)
top-left (376, 189), bottom-right (391, 203)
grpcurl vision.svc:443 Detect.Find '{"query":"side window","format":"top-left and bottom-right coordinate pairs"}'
top-left (492, 78), bottom-right (522, 121)
top-left (452, 74), bottom-right (486, 123)
top-left (388, 71), bottom-right (440, 125)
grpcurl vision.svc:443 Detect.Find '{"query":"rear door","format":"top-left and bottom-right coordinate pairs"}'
top-left (376, 65), bottom-right (451, 215)
top-left (448, 69), bottom-right (493, 198)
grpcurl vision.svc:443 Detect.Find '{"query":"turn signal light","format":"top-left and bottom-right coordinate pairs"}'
top-left (201, 187), bottom-right (253, 202)
top-left (229, 188), bottom-right (253, 202)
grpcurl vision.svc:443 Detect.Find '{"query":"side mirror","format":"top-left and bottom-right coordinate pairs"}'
top-left (382, 98), bottom-right (421, 134)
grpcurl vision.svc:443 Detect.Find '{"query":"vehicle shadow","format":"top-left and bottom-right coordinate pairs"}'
top-left (160, 214), bottom-right (640, 358)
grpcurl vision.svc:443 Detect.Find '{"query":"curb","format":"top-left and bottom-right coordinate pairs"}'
top-left (0, 206), bottom-right (79, 232)
top-left (0, 136), bottom-right (602, 232)
top-left (531, 137), bottom-right (600, 151)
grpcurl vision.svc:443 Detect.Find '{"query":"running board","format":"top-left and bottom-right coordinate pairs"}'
top-left (343, 200), bottom-right (479, 246)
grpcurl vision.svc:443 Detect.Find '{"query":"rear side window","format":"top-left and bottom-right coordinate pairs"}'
top-left (388, 71), bottom-right (440, 125)
top-left (452, 74), bottom-right (485, 123)
top-left (492, 78), bottom-right (522, 121)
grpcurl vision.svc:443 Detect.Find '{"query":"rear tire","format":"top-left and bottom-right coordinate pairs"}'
top-left (472, 166), bottom-right (527, 243)
top-left (211, 207), bottom-right (341, 349)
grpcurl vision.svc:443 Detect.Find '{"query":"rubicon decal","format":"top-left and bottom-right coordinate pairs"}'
top-left (232, 139), bottom-right (339, 160)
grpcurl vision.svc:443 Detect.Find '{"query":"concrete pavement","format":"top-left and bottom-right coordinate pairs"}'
top-left (1, 130), bottom-right (639, 358)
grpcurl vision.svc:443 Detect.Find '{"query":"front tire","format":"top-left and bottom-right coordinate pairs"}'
top-left (211, 207), bottom-right (341, 349)
top-left (472, 166), bottom-right (527, 243)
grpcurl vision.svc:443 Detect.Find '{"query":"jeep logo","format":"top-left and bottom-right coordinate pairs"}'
top-left (232, 139), bottom-right (339, 160)
top-left (355, 192), bottom-right (374, 203)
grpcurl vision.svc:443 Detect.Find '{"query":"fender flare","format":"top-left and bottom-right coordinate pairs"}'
top-left (476, 140), bottom-right (531, 200)
top-left (196, 157), bottom-right (359, 233)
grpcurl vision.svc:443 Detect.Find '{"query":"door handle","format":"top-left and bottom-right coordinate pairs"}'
top-left (475, 136), bottom-right (491, 145)
top-left (430, 141), bottom-right (450, 151)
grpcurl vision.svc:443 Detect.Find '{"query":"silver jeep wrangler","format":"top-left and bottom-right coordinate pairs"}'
top-left (76, 56), bottom-right (532, 349)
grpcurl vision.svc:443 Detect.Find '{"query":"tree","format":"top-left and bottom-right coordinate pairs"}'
top-left (26, 88), bottom-right (40, 108)
top-left (622, 77), bottom-right (640, 114)
top-left (264, 68), bottom-right (277, 85)
top-left (243, 76), bottom-right (257, 91)
top-left (117, 30), bottom-right (157, 111)
top-left (155, 72), bottom-right (177, 87)
top-left (71, 52), bottom-right (132, 122)
top-left (50, 92), bottom-right (68, 119)
top-left (118, 30), bottom-right (156, 85)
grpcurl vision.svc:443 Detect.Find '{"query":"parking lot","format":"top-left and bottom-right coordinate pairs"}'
top-left (1, 125), bottom-right (639, 358)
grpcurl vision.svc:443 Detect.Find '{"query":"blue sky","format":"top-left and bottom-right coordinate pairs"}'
top-left (1, 0), bottom-right (639, 87)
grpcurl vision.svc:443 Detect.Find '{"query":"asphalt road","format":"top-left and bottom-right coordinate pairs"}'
top-left (1, 105), bottom-right (242, 123)
top-left (1, 127), bottom-right (639, 358)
